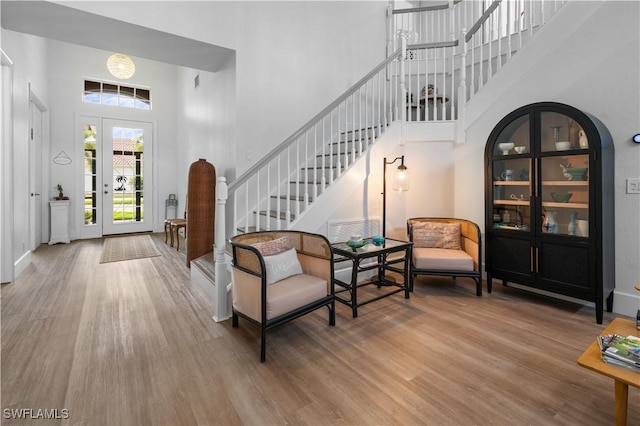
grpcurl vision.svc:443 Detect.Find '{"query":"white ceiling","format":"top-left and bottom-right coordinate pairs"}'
top-left (1, 0), bottom-right (234, 72)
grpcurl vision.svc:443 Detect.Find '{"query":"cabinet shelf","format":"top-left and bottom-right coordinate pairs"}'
top-left (494, 181), bottom-right (529, 186)
top-left (494, 199), bottom-right (530, 206)
top-left (542, 180), bottom-right (589, 186)
top-left (542, 201), bottom-right (588, 209)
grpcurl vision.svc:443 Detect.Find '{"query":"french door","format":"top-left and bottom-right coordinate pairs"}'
top-left (101, 119), bottom-right (153, 235)
top-left (82, 118), bottom-right (153, 236)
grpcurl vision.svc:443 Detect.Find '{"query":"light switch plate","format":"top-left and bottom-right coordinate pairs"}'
top-left (627, 178), bottom-right (640, 194)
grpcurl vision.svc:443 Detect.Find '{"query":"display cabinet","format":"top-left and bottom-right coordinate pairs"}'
top-left (484, 102), bottom-right (614, 323)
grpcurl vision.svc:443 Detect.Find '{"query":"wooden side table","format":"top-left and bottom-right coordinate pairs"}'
top-left (577, 317), bottom-right (640, 426)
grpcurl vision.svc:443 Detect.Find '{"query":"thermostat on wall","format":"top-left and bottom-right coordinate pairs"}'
top-left (633, 134), bottom-right (640, 143)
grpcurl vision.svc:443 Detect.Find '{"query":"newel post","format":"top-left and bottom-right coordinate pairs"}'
top-left (214, 176), bottom-right (230, 322)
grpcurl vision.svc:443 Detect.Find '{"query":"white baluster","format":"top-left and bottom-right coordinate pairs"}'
top-left (213, 176), bottom-right (229, 322)
top-left (296, 138), bottom-right (300, 220)
top-left (330, 112), bottom-right (335, 184)
top-left (321, 117), bottom-right (327, 190)
top-left (304, 132), bottom-right (309, 211)
top-left (286, 146), bottom-right (291, 225)
top-left (276, 154), bottom-right (281, 230)
top-left (244, 181), bottom-right (249, 233)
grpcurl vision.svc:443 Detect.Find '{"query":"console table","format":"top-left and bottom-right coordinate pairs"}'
top-left (331, 238), bottom-right (412, 318)
top-left (49, 200), bottom-right (70, 244)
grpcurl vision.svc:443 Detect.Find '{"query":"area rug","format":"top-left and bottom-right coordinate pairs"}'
top-left (99, 234), bottom-right (161, 264)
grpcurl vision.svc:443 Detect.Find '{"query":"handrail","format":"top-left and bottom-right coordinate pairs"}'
top-left (228, 49), bottom-right (402, 192)
top-left (408, 40), bottom-right (459, 50)
top-left (465, 0), bottom-right (502, 42)
top-left (392, 0), bottom-right (463, 15)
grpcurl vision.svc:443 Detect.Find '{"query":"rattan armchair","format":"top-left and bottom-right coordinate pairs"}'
top-left (230, 230), bottom-right (335, 362)
top-left (407, 217), bottom-right (482, 296)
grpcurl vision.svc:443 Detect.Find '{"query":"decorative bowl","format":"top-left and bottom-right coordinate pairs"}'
top-left (550, 192), bottom-right (573, 203)
top-left (555, 141), bottom-right (571, 151)
top-left (372, 236), bottom-right (385, 246)
top-left (345, 239), bottom-right (366, 251)
top-left (565, 167), bottom-right (588, 181)
top-left (514, 146), bottom-right (526, 154)
top-left (498, 142), bottom-right (514, 155)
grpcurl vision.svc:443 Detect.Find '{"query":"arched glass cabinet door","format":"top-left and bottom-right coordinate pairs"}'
top-left (489, 113), bottom-right (532, 232)
top-left (539, 110), bottom-right (590, 237)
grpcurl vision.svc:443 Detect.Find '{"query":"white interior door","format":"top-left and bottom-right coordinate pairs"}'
top-left (29, 100), bottom-right (43, 250)
top-left (101, 119), bottom-right (153, 235)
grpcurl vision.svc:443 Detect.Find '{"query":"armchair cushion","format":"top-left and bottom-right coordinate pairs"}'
top-left (262, 247), bottom-right (303, 285)
top-left (413, 247), bottom-right (473, 271)
top-left (412, 222), bottom-right (461, 249)
top-left (231, 267), bottom-right (328, 321)
top-left (266, 273), bottom-right (328, 320)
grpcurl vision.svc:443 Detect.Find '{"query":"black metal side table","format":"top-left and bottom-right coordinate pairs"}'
top-left (331, 238), bottom-right (413, 318)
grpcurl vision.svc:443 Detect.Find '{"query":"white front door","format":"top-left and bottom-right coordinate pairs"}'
top-left (101, 119), bottom-right (153, 235)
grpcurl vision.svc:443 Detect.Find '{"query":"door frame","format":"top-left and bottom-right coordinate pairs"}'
top-left (29, 83), bottom-right (48, 250)
top-left (1, 49), bottom-right (14, 283)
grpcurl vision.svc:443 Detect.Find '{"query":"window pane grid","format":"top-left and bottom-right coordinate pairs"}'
top-left (83, 79), bottom-right (151, 110)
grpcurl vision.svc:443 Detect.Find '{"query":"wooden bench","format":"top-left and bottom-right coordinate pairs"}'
top-left (407, 217), bottom-right (482, 296)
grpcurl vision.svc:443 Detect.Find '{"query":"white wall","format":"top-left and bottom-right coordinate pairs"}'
top-left (62, 1), bottom-right (389, 177)
top-left (454, 1), bottom-right (640, 316)
top-left (1, 29), bottom-right (49, 276)
top-left (174, 57), bottom-right (236, 212)
top-left (45, 38), bottom-right (179, 238)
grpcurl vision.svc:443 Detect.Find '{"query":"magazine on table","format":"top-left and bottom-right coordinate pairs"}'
top-left (596, 333), bottom-right (640, 372)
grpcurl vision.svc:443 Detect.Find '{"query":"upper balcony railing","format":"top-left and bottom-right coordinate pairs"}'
top-left (390, 0), bottom-right (567, 114)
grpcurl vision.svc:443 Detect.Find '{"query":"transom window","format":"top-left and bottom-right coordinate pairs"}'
top-left (83, 79), bottom-right (151, 110)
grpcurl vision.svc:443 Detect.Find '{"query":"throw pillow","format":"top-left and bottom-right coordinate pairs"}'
top-left (412, 222), bottom-right (461, 249)
top-left (262, 247), bottom-right (303, 285)
top-left (251, 236), bottom-right (292, 256)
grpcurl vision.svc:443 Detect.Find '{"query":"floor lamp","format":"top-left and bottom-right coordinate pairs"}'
top-left (382, 156), bottom-right (410, 237)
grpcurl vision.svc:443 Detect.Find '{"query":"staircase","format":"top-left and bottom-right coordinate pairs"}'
top-left (200, 0), bottom-right (569, 321)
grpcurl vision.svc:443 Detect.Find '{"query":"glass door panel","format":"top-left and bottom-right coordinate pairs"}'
top-left (493, 113), bottom-right (530, 156)
top-left (83, 124), bottom-right (98, 226)
top-left (491, 158), bottom-right (531, 231)
top-left (540, 154), bottom-right (589, 237)
top-left (540, 111), bottom-right (589, 152)
top-left (102, 119), bottom-right (152, 235)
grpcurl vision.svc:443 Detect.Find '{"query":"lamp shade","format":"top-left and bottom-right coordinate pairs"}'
top-left (107, 54), bottom-right (135, 79)
top-left (392, 164), bottom-right (410, 192)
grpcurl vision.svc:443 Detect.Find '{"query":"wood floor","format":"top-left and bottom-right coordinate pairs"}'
top-left (1, 233), bottom-right (638, 425)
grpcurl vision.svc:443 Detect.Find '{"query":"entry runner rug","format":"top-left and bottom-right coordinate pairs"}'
top-left (99, 234), bottom-right (161, 264)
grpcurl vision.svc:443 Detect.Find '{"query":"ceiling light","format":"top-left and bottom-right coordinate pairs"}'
top-left (107, 54), bottom-right (135, 79)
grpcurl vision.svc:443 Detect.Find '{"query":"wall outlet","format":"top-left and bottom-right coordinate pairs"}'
top-left (627, 178), bottom-right (640, 194)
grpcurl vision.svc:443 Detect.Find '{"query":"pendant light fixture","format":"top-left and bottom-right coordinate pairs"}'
top-left (107, 53), bottom-right (135, 79)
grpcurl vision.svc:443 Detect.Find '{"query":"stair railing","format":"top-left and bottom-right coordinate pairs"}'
top-left (228, 50), bottom-right (403, 235)
top-left (391, 0), bottom-right (567, 118)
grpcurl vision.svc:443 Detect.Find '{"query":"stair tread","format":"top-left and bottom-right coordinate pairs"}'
top-left (255, 210), bottom-right (296, 220)
top-left (191, 252), bottom-right (216, 282)
top-left (270, 195), bottom-right (312, 201)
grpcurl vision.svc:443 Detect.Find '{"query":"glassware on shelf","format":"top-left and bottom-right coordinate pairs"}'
top-left (542, 211), bottom-right (558, 233)
top-left (568, 211), bottom-right (577, 235)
